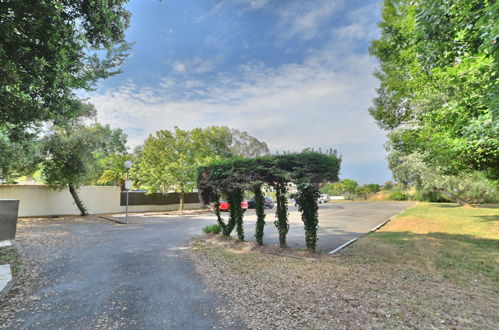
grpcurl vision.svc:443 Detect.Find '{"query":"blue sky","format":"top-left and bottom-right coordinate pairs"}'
top-left (88, 0), bottom-right (391, 184)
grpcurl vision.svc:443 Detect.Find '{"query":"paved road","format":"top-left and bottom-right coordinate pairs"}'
top-left (0, 201), bottom-right (413, 329)
top-left (0, 215), bottom-right (237, 329)
top-left (239, 201), bottom-right (415, 251)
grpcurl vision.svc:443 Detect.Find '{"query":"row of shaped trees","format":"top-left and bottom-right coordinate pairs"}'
top-left (197, 152), bottom-right (341, 252)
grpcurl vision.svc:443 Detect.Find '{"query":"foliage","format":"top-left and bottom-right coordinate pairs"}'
top-left (0, 1), bottom-right (131, 131)
top-left (203, 224), bottom-right (222, 234)
top-left (136, 127), bottom-right (226, 210)
top-left (382, 180), bottom-right (395, 191)
top-left (198, 151), bottom-right (341, 248)
top-left (370, 0), bottom-right (499, 183)
top-left (295, 183), bottom-right (320, 252)
top-left (98, 153), bottom-right (134, 190)
top-left (389, 151), bottom-right (498, 205)
top-left (274, 182), bottom-right (289, 247)
top-left (253, 185), bottom-right (266, 245)
top-left (229, 188), bottom-right (245, 241)
top-left (389, 191), bottom-right (408, 201)
top-left (136, 126), bottom-right (269, 210)
top-left (41, 123), bottom-right (127, 215)
top-left (340, 179), bottom-right (358, 200)
top-left (320, 179), bottom-right (360, 199)
top-left (319, 182), bottom-right (343, 196)
top-left (0, 127), bottom-right (42, 182)
top-left (356, 184), bottom-right (381, 200)
top-left (228, 128), bottom-right (270, 158)
top-left (411, 190), bottom-right (452, 203)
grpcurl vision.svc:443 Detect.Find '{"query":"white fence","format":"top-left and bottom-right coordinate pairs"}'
top-left (0, 185), bottom-right (201, 217)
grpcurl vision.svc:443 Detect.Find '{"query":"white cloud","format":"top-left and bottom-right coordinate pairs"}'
top-left (172, 62), bottom-right (186, 74)
top-left (276, 1), bottom-right (344, 40)
top-left (90, 47), bottom-right (384, 167)
top-left (331, 2), bottom-right (380, 42)
top-left (239, 0), bottom-right (269, 10)
top-left (170, 57), bottom-right (220, 75)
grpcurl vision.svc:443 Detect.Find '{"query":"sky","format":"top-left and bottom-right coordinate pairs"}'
top-left (87, 0), bottom-right (392, 185)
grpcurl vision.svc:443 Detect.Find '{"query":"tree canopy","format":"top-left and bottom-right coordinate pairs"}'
top-left (134, 126), bottom-right (269, 210)
top-left (370, 0), bottom-right (498, 188)
top-left (0, 1), bottom-right (131, 131)
top-left (41, 123), bottom-right (127, 215)
top-left (197, 152), bottom-right (341, 251)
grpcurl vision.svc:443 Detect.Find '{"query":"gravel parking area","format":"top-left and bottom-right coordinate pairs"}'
top-left (0, 215), bottom-right (241, 329)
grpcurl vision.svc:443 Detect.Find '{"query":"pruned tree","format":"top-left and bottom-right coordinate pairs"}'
top-left (198, 151), bottom-right (342, 251)
top-left (41, 123), bottom-right (127, 215)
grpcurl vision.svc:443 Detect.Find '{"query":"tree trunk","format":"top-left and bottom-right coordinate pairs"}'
top-left (438, 188), bottom-right (474, 207)
top-left (274, 185), bottom-right (289, 248)
top-left (179, 191), bottom-right (185, 211)
top-left (68, 184), bottom-right (88, 216)
top-left (253, 186), bottom-right (266, 245)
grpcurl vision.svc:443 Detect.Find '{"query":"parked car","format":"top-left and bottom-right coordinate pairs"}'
top-left (318, 194), bottom-right (330, 204)
top-left (216, 200), bottom-right (249, 212)
top-left (247, 196), bottom-right (274, 209)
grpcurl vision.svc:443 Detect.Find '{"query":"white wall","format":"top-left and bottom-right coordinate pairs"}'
top-left (0, 185), bottom-right (200, 217)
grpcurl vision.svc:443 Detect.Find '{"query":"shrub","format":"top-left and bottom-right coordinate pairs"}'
top-left (389, 191), bottom-right (408, 201)
top-left (203, 224), bottom-right (222, 234)
top-left (412, 190), bottom-right (452, 202)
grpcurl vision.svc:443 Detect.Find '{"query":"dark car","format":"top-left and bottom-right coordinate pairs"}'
top-left (247, 196), bottom-right (274, 209)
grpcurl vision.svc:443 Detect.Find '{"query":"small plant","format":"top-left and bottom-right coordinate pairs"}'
top-left (203, 224), bottom-right (222, 234)
top-left (389, 191), bottom-right (408, 201)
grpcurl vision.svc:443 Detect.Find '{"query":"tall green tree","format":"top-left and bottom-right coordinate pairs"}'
top-left (0, 2), bottom-right (131, 182)
top-left (0, 1), bottom-right (131, 130)
top-left (370, 0), bottom-right (498, 197)
top-left (136, 126), bottom-right (269, 210)
top-left (41, 123), bottom-right (127, 215)
top-left (136, 127), bottom-right (227, 210)
top-left (202, 126), bottom-right (270, 158)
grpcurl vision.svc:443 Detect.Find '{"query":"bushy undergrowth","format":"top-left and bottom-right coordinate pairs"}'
top-left (388, 191), bottom-right (408, 201)
top-left (203, 224), bottom-right (222, 234)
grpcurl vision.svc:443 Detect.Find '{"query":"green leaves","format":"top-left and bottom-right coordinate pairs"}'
top-left (197, 151), bottom-right (342, 248)
top-left (371, 0), bottom-right (499, 182)
top-left (0, 1), bottom-right (130, 130)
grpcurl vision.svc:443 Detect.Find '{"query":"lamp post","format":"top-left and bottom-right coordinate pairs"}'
top-left (124, 160), bottom-right (133, 223)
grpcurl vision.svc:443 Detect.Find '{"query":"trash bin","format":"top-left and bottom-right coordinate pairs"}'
top-left (0, 199), bottom-right (19, 241)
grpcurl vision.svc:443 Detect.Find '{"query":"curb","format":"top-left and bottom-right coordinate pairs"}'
top-left (0, 264), bottom-right (13, 301)
top-left (328, 205), bottom-right (415, 255)
top-left (98, 215), bottom-right (127, 224)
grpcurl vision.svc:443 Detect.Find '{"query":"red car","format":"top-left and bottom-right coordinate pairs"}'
top-left (216, 200), bottom-right (248, 212)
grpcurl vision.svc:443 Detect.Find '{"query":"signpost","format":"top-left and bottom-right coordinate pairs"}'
top-left (124, 160), bottom-right (133, 224)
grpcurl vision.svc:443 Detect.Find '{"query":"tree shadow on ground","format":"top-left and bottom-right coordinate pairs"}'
top-left (435, 203), bottom-right (499, 210)
top-left (475, 215), bottom-right (499, 222)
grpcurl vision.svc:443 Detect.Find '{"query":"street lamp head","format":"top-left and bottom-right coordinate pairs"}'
top-left (124, 160), bottom-right (133, 169)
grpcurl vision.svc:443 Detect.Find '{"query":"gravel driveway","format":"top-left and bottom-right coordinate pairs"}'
top-left (0, 201), bottom-right (413, 328)
top-left (0, 215), bottom-right (239, 329)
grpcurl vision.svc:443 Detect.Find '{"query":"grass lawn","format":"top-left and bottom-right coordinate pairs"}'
top-left (372, 203), bottom-right (498, 283)
top-left (190, 203), bottom-right (498, 329)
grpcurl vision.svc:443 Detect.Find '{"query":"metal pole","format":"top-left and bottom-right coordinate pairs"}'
top-left (125, 170), bottom-right (129, 224)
